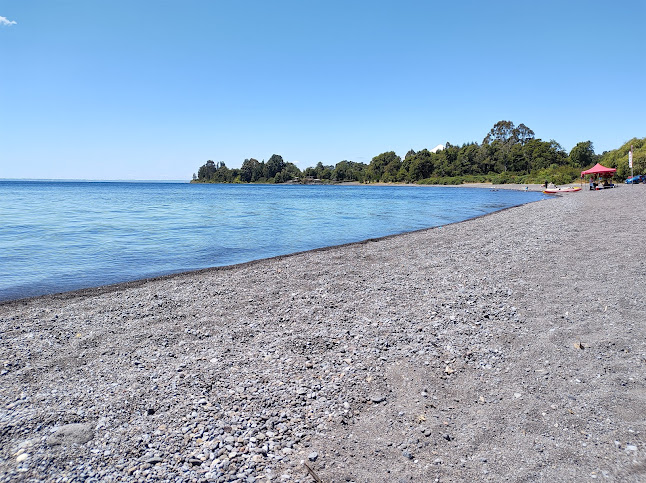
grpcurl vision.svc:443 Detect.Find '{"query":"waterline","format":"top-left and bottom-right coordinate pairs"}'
top-left (0, 181), bottom-right (547, 301)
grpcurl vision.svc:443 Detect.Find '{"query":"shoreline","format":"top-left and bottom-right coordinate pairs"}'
top-left (0, 187), bottom-right (549, 306)
top-left (0, 206), bottom-right (524, 306)
top-left (1, 187), bottom-right (644, 481)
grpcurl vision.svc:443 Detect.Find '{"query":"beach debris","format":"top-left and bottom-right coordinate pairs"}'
top-left (304, 462), bottom-right (322, 482)
top-left (574, 342), bottom-right (585, 350)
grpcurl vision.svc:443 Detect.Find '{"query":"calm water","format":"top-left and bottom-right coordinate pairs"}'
top-left (0, 181), bottom-right (547, 301)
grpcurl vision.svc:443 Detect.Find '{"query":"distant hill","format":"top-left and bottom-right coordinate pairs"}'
top-left (598, 137), bottom-right (646, 178)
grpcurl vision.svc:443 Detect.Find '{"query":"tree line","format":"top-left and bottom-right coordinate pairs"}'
top-left (192, 121), bottom-right (644, 185)
top-left (195, 154), bottom-right (302, 184)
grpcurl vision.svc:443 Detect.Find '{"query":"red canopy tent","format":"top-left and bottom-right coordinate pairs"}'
top-left (581, 163), bottom-right (617, 178)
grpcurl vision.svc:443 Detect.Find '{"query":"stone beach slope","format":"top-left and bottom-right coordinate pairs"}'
top-left (1, 187), bottom-right (645, 482)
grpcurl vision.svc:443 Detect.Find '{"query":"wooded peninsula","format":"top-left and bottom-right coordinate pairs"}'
top-left (192, 121), bottom-right (645, 185)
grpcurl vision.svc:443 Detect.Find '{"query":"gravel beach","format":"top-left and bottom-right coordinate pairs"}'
top-left (1, 186), bottom-right (645, 482)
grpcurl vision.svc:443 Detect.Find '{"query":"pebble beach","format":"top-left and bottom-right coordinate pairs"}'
top-left (1, 186), bottom-right (645, 482)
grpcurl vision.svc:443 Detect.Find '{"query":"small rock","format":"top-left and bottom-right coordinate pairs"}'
top-left (16, 454), bottom-right (28, 463)
top-left (47, 423), bottom-right (94, 446)
top-left (371, 395), bottom-right (386, 404)
top-left (146, 457), bottom-right (163, 464)
top-left (308, 451), bottom-right (318, 462)
top-left (626, 445), bottom-right (638, 451)
top-left (402, 450), bottom-right (413, 460)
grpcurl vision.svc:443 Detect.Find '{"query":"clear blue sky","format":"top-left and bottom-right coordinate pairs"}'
top-left (1, 0), bottom-right (644, 180)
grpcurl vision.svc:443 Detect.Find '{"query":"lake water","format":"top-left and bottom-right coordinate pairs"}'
top-left (0, 181), bottom-right (547, 301)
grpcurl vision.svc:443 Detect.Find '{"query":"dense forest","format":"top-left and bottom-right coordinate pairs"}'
top-left (192, 121), bottom-right (645, 185)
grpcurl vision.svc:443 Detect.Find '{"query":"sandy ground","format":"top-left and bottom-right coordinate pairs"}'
top-left (1, 185), bottom-right (645, 482)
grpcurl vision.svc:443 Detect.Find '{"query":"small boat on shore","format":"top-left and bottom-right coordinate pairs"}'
top-left (543, 186), bottom-right (582, 194)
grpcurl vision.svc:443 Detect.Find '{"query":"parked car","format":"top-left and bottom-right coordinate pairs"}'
top-left (625, 175), bottom-right (645, 184)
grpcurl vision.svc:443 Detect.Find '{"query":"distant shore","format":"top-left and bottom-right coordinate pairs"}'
top-left (1, 187), bottom-right (644, 481)
top-left (338, 181), bottom-right (556, 191)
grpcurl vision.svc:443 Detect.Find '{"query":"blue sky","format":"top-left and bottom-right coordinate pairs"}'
top-left (1, 1), bottom-right (644, 180)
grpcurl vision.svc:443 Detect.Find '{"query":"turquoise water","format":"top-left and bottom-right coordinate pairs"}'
top-left (0, 181), bottom-right (547, 301)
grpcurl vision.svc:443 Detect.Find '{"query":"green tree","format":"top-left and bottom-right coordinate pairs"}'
top-left (265, 154), bottom-right (286, 179)
top-left (483, 120), bottom-right (516, 145)
top-left (408, 149), bottom-right (434, 180)
top-left (197, 160), bottom-right (216, 181)
top-left (283, 162), bottom-right (302, 181)
top-left (569, 141), bottom-right (596, 168)
top-left (211, 163), bottom-right (232, 182)
top-left (514, 123), bottom-right (535, 145)
top-left (240, 158), bottom-right (263, 182)
top-left (332, 161), bottom-right (367, 182)
top-left (482, 121), bottom-right (536, 172)
top-left (368, 151), bottom-right (401, 181)
top-left (404, 149), bottom-right (416, 160)
top-left (313, 162), bottom-right (333, 180)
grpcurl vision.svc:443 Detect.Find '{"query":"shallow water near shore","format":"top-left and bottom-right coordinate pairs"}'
top-left (0, 181), bottom-right (547, 301)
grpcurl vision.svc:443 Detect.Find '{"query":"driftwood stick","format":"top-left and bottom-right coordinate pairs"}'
top-left (304, 462), bottom-right (323, 483)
